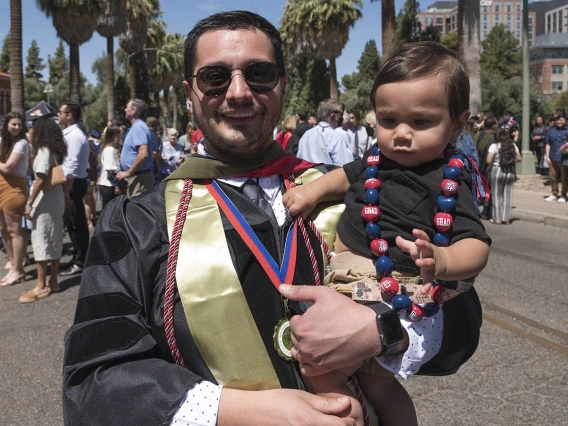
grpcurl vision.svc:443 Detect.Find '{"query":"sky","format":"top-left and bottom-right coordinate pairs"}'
top-left (0, 0), bottom-right (407, 87)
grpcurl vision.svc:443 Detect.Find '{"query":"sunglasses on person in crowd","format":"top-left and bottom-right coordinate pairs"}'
top-left (189, 62), bottom-right (281, 96)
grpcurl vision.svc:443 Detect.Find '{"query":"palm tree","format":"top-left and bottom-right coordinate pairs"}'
top-left (118, 0), bottom-right (160, 99)
top-left (145, 17), bottom-right (167, 109)
top-left (97, 0), bottom-right (127, 122)
top-left (458, 0), bottom-right (482, 115)
top-left (9, 0), bottom-right (24, 113)
top-left (370, 0), bottom-right (396, 57)
top-left (36, 0), bottom-right (104, 103)
top-left (280, 0), bottom-right (363, 100)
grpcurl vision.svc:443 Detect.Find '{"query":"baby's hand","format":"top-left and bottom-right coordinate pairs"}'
top-left (282, 186), bottom-right (317, 220)
top-left (396, 229), bottom-right (442, 293)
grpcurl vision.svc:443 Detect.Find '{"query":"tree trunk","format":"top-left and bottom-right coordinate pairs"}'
top-left (69, 43), bottom-right (80, 104)
top-left (458, 0), bottom-right (482, 115)
top-left (9, 0), bottom-right (24, 114)
top-left (382, 0), bottom-right (396, 56)
top-left (153, 91), bottom-right (160, 108)
top-left (172, 88), bottom-right (178, 129)
top-left (162, 86), bottom-right (170, 128)
top-left (129, 61), bottom-right (137, 99)
top-left (106, 36), bottom-right (115, 121)
top-left (329, 57), bottom-right (338, 100)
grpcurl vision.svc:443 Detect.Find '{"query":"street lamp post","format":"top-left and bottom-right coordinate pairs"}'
top-left (519, 0), bottom-right (536, 175)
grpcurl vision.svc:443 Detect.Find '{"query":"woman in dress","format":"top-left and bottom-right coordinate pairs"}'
top-left (486, 128), bottom-right (522, 225)
top-left (19, 118), bottom-right (67, 303)
top-left (531, 115), bottom-right (548, 175)
top-left (159, 128), bottom-right (184, 181)
top-left (0, 112), bottom-right (30, 287)
top-left (98, 126), bottom-right (121, 209)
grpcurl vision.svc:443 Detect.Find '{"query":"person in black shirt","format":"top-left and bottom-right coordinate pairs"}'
top-left (284, 42), bottom-right (490, 426)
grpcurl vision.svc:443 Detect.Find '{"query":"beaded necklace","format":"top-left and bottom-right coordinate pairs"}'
top-left (361, 147), bottom-right (467, 322)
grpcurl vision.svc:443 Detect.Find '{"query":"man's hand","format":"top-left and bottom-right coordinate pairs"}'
top-left (64, 192), bottom-right (72, 208)
top-left (396, 228), bottom-right (442, 293)
top-left (116, 170), bottom-right (131, 181)
top-left (278, 285), bottom-right (381, 376)
top-left (218, 388), bottom-right (357, 426)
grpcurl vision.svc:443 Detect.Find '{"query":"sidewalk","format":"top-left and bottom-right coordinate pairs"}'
top-left (510, 174), bottom-right (568, 229)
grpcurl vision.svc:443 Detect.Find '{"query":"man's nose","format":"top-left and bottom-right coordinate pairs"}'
top-left (225, 70), bottom-right (253, 101)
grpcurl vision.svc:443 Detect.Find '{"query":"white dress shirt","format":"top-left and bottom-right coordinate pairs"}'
top-left (62, 123), bottom-right (90, 179)
top-left (297, 121), bottom-right (353, 166)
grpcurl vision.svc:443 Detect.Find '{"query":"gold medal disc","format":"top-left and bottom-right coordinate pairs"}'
top-left (273, 318), bottom-right (293, 361)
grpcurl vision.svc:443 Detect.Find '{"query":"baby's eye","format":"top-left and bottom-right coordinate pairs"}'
top-left (414, 119), bottom-right (430, 126)
top-left (380, 118), bottom-right (395, 124)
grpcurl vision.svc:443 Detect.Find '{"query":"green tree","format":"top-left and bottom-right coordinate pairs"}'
top-left (370, 0), bottom-right (396, 56)
top-left (23, 76), bottom-right (45, 107)
top-left (553, 91), bottom-right (568, 114)
top-left (458, 0), bottom-right (482, 114)
top-left (358, 39), bottom-right (380, 83)
top-left (97, 0), bottom-right (127, 121)
top-left (480, 24), bottom-right (521, 80)
top-left (394, 0), bottom-right (422, 44)
top-left (36, 0), bottom-right (105, 103)
top-left (25, 40), bottom-right (46, 80)
top-left (10, 0), bottom-right (24, 114)
top-left (420, 25), bottom-right (440, 42)
top-left (280, 0), bottom-right (363, 99)
top-left (48, 40), bottom-right (68, 85)
top-left (440, 32), bottom-right (458, 51)
top-left (340, 39), bottom-right (380, 112)
top-left (0, 33), bottom-right (10, 73)
top-left (282, 57), bottom-right (329, 118)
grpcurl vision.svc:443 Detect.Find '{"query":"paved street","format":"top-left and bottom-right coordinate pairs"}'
top-left (1, 217), bottom-right (567, 425)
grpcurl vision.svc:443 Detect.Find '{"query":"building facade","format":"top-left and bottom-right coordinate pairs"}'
top-left (529, 33), bottom-right (568, 95)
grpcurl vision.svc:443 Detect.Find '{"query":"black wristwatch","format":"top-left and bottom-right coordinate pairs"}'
top-left (367, 302), bottom-right (404, 356)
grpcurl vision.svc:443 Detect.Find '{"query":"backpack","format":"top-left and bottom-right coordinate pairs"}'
top-left (499, 148), bottom-right (516, 173)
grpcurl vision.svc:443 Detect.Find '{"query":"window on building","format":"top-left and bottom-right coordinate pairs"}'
top-left (483, 30), bottom-right (488, 38)
top-left (517, 22), bottom-right (520, 29)
top-left (483, 6), bottom-right (487, 13)
top-left (553, 13), bottom-right (557, 33)
top-left (517, 4), bottom-right (521, 12)
top-left (547, 15), bottom-right (551, 33)
top-left (507, 14), bottom-right (511, 21)
top-left (495, 5), bottom-right (499, 12)
top-left (516, 31), bottom-right (520, 38)
top-left (517, 14), bottom-right (520, 21)
top-left (507, 5), bottom-right (511, 12)
top-left (529, 17), bottom-right (533, 25)
top-left (496, 14), bottom-right (500, 21)
top-left (436, 17), bottom-right (443, 24)
top-left (483, 23), bottom-right (487, 30)
top-left (484, 14), bottom-right (487, 21)
top-left (436, 26), bottom-right (443, 32)
top-left (552, 82), bottom-right (563, 91)
top-left (507, 23), bottom-right (511, 30)
top-left (552, 65), bottom-right (564, 74)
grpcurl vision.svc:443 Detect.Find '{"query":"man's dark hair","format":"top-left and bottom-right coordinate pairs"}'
top-left (129, 99), bottom-right (148, 119)
top-left (370, 41), bottom-right (469, 121)
top-left (297, 110), bottom-right (307, 121)
top-left (62, 102), bottom-right (81, 122)
top-left (184, 10), bottom-right (285, 82)
top-left (146, 116), bottom-right (158, 130)
top-left (484, 116), bottom-right (497, 130)
top-left (349, 110), bottom-right (361, 121)
top-left (557, 111), bottom-right (566, 120)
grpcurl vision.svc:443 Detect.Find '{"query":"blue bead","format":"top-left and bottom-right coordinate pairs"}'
top-left (366, 222), bottom-right (381, 238)
top-left (365, 188), bottom-right (380, 205)
top-left (433, 232), bottom-right (450, 247)
top-left (449, 153), bottom-right (465, 162)
top-left (375, 255), bottom-right (393, 277)
top-left (436, 195), bottom-right (456, 212)
top-left (392, 294), bottom-right (412, 311)
top-left (424, 303), bottom-right (441, 317)
top-left (443, 166), bottom-right (461, 179)
top-left (372, 147), bottom-right (380, 155)
top-left (364, 166), bottom-right (379, 179)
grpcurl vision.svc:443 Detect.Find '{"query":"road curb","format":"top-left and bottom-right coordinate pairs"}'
top-left (512, 208), bottom-right (568, 229)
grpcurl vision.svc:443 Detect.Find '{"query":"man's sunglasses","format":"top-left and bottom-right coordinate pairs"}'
top-left (189, 62), bottom-right (281, 97)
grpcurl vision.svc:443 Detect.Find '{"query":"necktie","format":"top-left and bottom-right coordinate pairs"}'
top-left (242, 178), bottom-right (278, 225)
top-left (354, 128), bottom-right (360, 159)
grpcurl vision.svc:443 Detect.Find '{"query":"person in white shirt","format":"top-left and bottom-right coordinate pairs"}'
top-left (97, 126), bottom-right (122, 209)
top-left (58, 102), bottom-right (90, 276)
top-left (347, 109), bottom-right (369, 160)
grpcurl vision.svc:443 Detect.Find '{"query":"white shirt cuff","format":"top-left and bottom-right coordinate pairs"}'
top-left (376, 307), bottom-right (444, 380)
top-left (170, 381), bottom-right (222, 426)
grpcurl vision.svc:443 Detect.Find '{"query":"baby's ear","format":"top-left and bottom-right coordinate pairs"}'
top-left (451, 109), bottom-right (470, 140)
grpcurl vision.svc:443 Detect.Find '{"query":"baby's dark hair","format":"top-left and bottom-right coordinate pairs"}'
top-left (370, 41), bottom-right (470, 121)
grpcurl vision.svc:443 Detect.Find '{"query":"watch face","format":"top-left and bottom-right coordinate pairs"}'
top-left (380, 311), bottom-right (404, 346)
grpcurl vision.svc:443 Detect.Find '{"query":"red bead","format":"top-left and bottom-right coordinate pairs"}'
top-left (434, 212), bottom-right (453, 232)
top-left (432, 285), bottom-right (448, 304)
top-left (449, 158), bottom-right (464, 170)
top-left (441, 179), bottom-right (458, 196)
top-left (364, 178), bottom-right (382, 191)
top-left (370, 238), bottom-right (389, 256)
top-left (380, 276), bottom-right (399, 299)
top-left (367, 155), bottom-right (381, 166)
top-left (361, 205), bottom-right (380, 222)
top-left (406, 304), bottom-right (425, 322)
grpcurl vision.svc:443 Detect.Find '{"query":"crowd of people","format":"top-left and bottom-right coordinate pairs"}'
top-left (0, 97), bottom-right (203, 303)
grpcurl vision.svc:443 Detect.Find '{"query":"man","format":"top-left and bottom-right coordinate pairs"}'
top-left (499, 110), bottom-right (516, 130)
top-left (297, 99), bottom-right (353, 166)
top-left (544, 112), bottom-right (568, 203)
top-left (335, 111), bottom-right (351, 141)
top-left (116, 99), bottom-right (154, 198)
top-left (62, 11), bottom-right (482, 426)
top-left (308, 114), bottom-right (318, 127)
top-left (58, 102), bottom-right (90, 276)
top-left (145, 116), bottom-right (163, 185)
top-left (294, 110), bottom-right (312, 140)
top-left (347, 109), bottom-right (369, 160)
